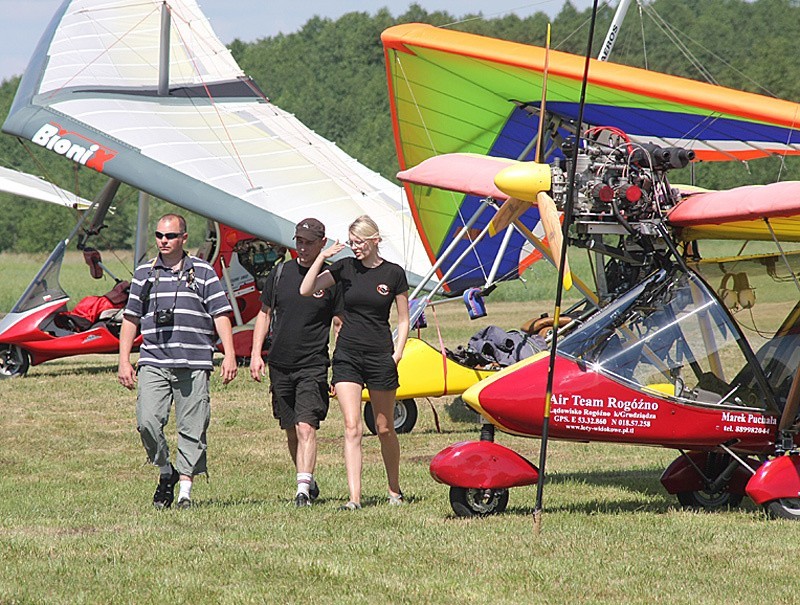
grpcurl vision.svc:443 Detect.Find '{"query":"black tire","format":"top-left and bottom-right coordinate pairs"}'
top-left (765, 498), bottom-right (800, 520)
top-left (674, 451), bottom-right (745, 511)
top-left (449, 486), bottom-right (509, 517)
top-left (364, 399), bottom-right (418, 435)
top-left (0, 344), bottom-right (30, 379)
top-left (676, 489), bottom-right (744, 510)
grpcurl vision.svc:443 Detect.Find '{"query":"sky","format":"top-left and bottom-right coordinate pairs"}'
top-left (0, 0), bottom-right (598, 82)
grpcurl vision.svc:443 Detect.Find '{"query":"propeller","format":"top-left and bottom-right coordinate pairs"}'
top-left (488, 196), bottom-right (529, 236)
top-left (536, 191), bottom-right (572, 291)
top-left (487, 24), bottom-right (571, 290)
top-left (488, 160), bottom-right (550, 235)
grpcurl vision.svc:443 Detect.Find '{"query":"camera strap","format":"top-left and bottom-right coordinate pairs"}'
top-left (138, 256), bottom-right (160, 308)
top-left (146, 256), bottom-right (185, 315)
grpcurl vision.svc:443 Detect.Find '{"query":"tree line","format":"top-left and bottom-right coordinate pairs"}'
top-left (0, 0), bottom-right (798, 253)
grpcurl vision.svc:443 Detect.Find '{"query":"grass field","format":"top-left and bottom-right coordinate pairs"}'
top-left (3, 252), bottom-right (800, 604)
top-left (4, 353), bottom-right (800, 604)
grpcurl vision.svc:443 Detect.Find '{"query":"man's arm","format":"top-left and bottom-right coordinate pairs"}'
top-left (214, 314), bottom-right (238, 384)
top-left (117, 315), bottom-right (140, 389)
top-left (249, 304), bottom-right (271, 382)
top-left (299, 243), bottom-right (343, 296)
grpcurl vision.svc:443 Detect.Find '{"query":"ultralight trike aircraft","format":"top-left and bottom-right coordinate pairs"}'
top-left (0, 0), bottom-right (432, 397)
top-left (380, 23), bottom-right (800, 519)
top-left (0, 191), bottom-right (283, 377)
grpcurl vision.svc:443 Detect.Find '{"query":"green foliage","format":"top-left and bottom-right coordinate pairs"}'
top-left (2, 0), bottom-right (800, 252)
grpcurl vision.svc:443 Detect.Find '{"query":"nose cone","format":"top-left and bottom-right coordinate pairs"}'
top-left (462, 351), bottom-right (551, 435)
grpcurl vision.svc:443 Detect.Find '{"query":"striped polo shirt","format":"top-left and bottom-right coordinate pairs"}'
top-left (124, 254), bottom-right (233, 370)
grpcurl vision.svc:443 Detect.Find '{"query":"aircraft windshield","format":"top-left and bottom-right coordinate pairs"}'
top-left (688, 249), bottom-right (800, 412)
top-left (10, 239), bottom-right (69, 314)
top-left (559, 268), bottom-right (772, 410)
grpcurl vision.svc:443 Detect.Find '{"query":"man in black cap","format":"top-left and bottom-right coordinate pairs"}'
top-left (250, 218), bottom-right (343, 506)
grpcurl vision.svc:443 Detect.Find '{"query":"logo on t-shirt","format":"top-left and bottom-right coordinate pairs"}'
top-left (376, 284), bottom-right (390, 296)
top-left (313, 289), bottom-right (325, 298)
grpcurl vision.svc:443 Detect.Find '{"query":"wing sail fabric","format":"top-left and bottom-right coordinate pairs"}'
top-left (668, 181), bottom-right (800, 241)
top-left (381, 23), bottom-right (800, 288)
top-left (0, 166), bottom-right (91, 209)
top-left (3, 0), bottom-right (431, 284)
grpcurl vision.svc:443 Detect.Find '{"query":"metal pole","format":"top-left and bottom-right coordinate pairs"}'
top-left (134, 192), bottom-right (151, 267)
top-left (158, 3), bottom-right (171, 96)
top-left (405, 215), bottom-right (496, 333)
top-left (485, 225), bottom-right (515, 288)
top-left (512, 219), bottom-right (599, 307)
top-left (407, 200), bottom-right (491, 302)
top-left (219, 257), bottom-right (244, 326)
top-left (597, 0), bottom-right (633, 61)
top-left (535, 0), bottom-right (601, 533)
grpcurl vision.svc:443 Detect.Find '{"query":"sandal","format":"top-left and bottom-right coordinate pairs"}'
top-left (338, 501), bottom-right (361, 511)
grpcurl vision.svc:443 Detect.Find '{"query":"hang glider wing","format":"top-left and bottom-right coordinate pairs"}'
top-left (3, 1), bottom-right (431, 284)
top-left (382, 23), bottom-right (800, 289)
top-left (668, 181), bottom-right (800, 241)
top-left (0, 166), bottom-right (90, 209)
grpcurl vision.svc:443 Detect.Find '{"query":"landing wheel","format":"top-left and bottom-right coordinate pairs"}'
top-left (364, 399), bottom-right (418, 435)
top-left (0, 344), bottom-right (30, 379)
top-left (765, 498), bottom-right (800, 520)
top-left (677, 489), bottom-right (743, 510)
top-left (449, 486), bottom-right (509, 517)
top-left (674, 451), bottom-right (745, 511)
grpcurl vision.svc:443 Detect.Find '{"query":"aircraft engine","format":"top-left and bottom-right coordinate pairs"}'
top-left (550, 136), bottom-right (695, 299)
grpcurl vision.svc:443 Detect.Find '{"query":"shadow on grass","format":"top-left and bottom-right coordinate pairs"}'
top-left (366, 427), bottom-right (479, 438)
top-left (547, 468), bottom-right (668, 498)
top-left (437, 466), bottom-right (752, 519)
top-left (28, 361), bottom-right (118, 378)
top-left (194, 493), bottom-right (416, 510)
top-left (507, 494), bottom-right (758, 517)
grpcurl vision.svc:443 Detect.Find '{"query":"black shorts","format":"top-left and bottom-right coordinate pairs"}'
top-left (268, 365), bottom-right (330, 430)
top-left (332, 347), bottom-right (399, 391)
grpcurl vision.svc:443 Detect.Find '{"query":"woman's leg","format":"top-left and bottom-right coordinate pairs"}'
top-left (369, 388), bottom-right (401, 496)
top-left (336, 381), bottom-right (364, 505)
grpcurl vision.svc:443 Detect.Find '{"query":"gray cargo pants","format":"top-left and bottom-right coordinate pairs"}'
top-left (136, 365), bottom-right (211, 477)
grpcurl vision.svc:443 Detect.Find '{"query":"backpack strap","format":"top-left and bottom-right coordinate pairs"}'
top-left (268, 261), bottom-right (285, 339)
top-left (270, 261), bottom-right (284, 311)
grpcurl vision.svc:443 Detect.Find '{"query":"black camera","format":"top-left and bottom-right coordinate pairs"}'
top-left (154, 308), bottom-right (174, 326)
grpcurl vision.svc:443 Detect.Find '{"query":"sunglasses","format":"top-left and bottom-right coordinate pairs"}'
top-left (155, 231), bottom-right (184, 240)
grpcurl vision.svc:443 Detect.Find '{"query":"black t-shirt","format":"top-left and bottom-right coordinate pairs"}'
top-left (261, 260), bottom-right (343, 369)
top-left (328, 257), bottom-right (409, 353)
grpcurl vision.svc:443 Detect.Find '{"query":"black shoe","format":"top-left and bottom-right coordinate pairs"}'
top-left (294, 493), bottom-right (311, 507)
top-left (153, 465), bottom-right (179, 509)
top-left (176, 496), bottom-right (192, 510)
top-left (309, 481), bottom-right (320, 502)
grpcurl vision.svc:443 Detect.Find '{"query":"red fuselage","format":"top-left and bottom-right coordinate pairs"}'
top-left (466, 352), bottom-right (781, 454)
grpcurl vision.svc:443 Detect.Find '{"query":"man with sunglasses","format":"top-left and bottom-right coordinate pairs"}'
top-left (118, 213), bottom-right (238, 510)
top-left (250, 218), bottom-right (343, 507)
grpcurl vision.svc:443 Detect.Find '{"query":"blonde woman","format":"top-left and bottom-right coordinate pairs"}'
top-left (300, 215), bottom-right (409, 509)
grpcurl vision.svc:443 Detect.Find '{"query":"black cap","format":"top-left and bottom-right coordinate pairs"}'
top-left (294, 218), bottom-right (325, 240)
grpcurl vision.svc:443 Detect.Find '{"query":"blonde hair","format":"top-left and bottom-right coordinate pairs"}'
top-left (349, 215), bottom-right (381, 242)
